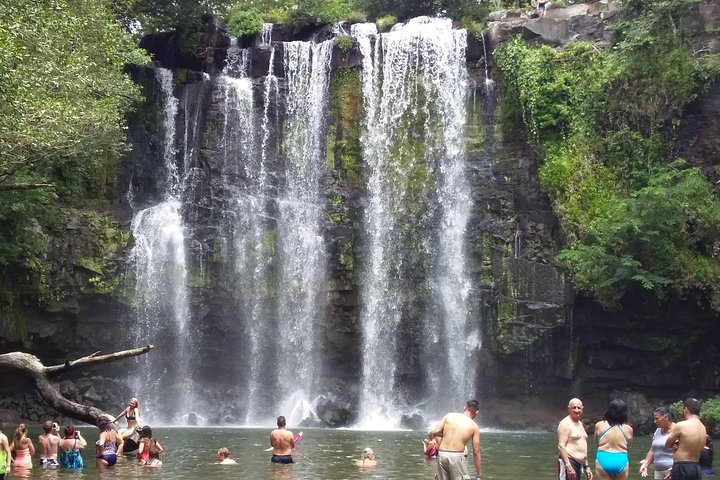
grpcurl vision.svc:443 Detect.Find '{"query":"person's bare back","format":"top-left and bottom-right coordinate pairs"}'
top-left (38, 421), bottom-right (60, 461)
top-left (668, 415), bottom-right (706, 461)
top-left (436, 412), bottom-right (479, 452)
top-left (429, 400), bottom-right (482, 479)
top-left (270, 428), bottom-right (295, 455)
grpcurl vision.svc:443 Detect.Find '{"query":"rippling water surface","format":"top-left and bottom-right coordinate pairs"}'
top-left (12, 428), bottom-right (658, 479)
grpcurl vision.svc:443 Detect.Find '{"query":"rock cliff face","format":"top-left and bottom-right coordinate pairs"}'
top-left (2, 2), bottom-right (720, 429)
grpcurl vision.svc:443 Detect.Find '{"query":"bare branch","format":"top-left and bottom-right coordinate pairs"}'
top-left (0, 345), bottom-right (155, 425)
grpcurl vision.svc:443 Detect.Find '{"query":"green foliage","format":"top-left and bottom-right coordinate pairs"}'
top-left (334, 35), bottom-right (353, 52)
top-left (494, 0), bottom-right (720, 310)
top-left (289, 0), bottom-right (354, 26)
top-left (670, 396), bottom-right (720, 431)
top-left (701, 396), bottom-right (720, 427)
top-left (0, 0), bottom-right (147, 302)
top-left (124, 0), bottom-right (225, 37)
top-left (375, 14), bottom-right (397, 31)
top-left (347, 10), bottom-right (367, 23)
top-left (460, 16), bottom-right (484, 39)
top-left (227, 5), bottom-right (264, 36)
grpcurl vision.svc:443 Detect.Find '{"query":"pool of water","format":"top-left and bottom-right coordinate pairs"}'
top-left (8, 428), bottom-right (661, 479)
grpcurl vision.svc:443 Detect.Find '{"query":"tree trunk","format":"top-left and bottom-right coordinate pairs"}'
top-left (0, 345), bottom-right (154, 425)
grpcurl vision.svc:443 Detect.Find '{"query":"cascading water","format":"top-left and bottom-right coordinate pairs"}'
top-left (275, 40), bottom-right (333, 426)
top-left (216, 39), bottom-right (277, 424)
top-left (128, 67), bottom-right (199, 424)
top-left (125, 18), bottom-right (478, 428)
top-left (355, 18), bottom-right (477, 428)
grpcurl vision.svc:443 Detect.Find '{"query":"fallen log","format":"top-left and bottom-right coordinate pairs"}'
top-left (0, 345), bottom-right (154, 425)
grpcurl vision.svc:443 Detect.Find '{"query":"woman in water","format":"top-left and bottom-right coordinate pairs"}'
top-left (423, 437), bottom-right (439, 459)
top-left (137, 425), bottom-right (163, 467)
top-left (594, 399), bottom-right (633, 480)
top-left (639, 406), bottom-right (674, 479)
top-left (113, 397), bottom-right (140, 443)
top-left (355, 447), bottom-right (377, 467)
top-left (96, 418), bottom-right (122, 468)
top-left (59, 425), bottom-right (86, 469)
top-left (10, 424), bottom-right (34, 472)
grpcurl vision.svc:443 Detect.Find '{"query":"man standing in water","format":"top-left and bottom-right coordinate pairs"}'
top-left (428, 399), bottom-right (482, 480)
top-left (665, 398), bottom-right (707, 480)
top-left (269, 416), bottom-right (295, 464)
top-left (557, 398), bottom-right (592, 480)
top-left (38, 420), bottom-right (61, 466)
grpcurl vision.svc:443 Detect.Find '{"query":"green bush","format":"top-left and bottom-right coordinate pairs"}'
top-left (375, 14), bottom-right (396, 31)
top-left (262, 8), bottom-right (290, 24)
top-left (701, 396), bottom-right (720, 427)
top-left (460, 16), bottom-right (484, 39)
top-left (494, 0), bottom-right (720, 310)
top-left (227, 5), bottom-right (264, 37)
top-left (347, 10), bottom-right (367, 23)
top-left (334, 35), bottom-right (354, 52)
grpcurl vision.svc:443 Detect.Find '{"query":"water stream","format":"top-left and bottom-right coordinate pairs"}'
top-left (127, 19), bottom-right (479, 427)
top-left (355, 18), bottom-right (477, 428)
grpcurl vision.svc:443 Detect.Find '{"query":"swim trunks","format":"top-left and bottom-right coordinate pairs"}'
top-left (41, 458), bottom-right (58, 467)
top-left (596, 450), bottom-right (628, 475)
top-left (271, 455), bottom-right (293, 464)
top-left (436, 450), bottom-right (468, 480)
top-left (671, 461), bottom-right (703, 480)
top-left (557, 457), bottom-right (582, 480)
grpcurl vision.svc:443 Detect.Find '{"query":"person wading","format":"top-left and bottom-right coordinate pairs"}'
top-left (428, 399), bottom-right (482, 480)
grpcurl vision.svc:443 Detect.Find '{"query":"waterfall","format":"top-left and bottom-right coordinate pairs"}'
top-left (241, 44), bottom-right (279, 424)
top-left (128, 68), bottom-right (198, 424)
top-left (355, 18), bottom-right (477, 428)
top-left (480, 33), bottom-right (496, 95)
top-left (274, 40), bottom-right (333, 426)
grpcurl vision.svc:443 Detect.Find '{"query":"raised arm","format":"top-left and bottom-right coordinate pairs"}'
top-left (112, 407), bottom-right (127, 423)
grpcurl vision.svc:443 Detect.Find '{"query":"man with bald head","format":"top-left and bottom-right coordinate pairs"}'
top-left (665, 398), bottom-right (706, 480)
top-left (557, 398), bottom-right (592, 480)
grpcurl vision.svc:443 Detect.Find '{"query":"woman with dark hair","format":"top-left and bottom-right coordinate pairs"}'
top-left (137, 426), bottom-right (163, 467)
top-left (95, 418), bottom-right (122, 468)
top-left (59, 425), bottom-right (86, 469)
top-left (639, 406), bottom-right (674, 479)
top-left (594, 399), bottom-right (634, 480)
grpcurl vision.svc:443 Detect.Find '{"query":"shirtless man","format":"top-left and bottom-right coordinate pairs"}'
top-left (38, 420), bottom-right (61, 467)
top-left (0, 420), bottom-right (13, 479)
top-left (558, 398), bottom-right (593, 480)
top-left (428, 399), bottom-right (482, 480)
top-left (269, 416), bottom-right (295, 464)
top-left (665, 398), bottom-right (706, 480)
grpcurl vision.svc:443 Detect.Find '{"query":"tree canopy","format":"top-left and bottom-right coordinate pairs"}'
top-left (0, 0), bottom-right (147, 303)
